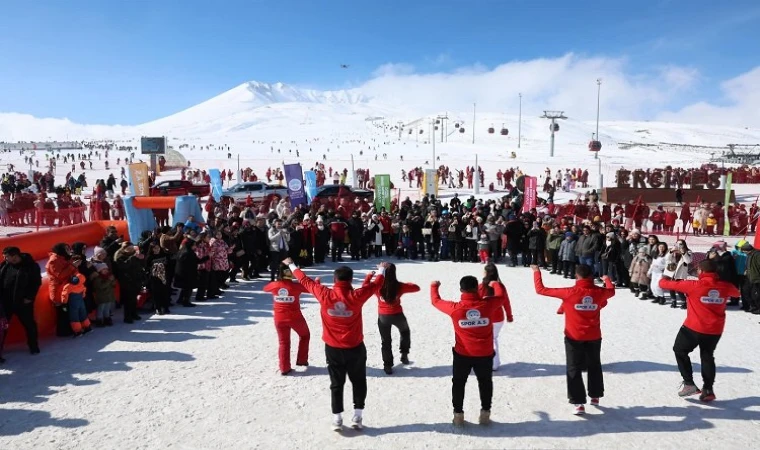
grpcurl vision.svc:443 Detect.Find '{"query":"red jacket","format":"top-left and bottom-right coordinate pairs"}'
top-left (329, 221), bottom-right (347, 241)
top-left (362, 273), bottom-right (420, 315)
top-left (263, 280), bottom-right (308, 322)
top-left (431, 282), bottom-right (506, 357)
top-left (294, 268), bottom-right (384, 349)
top-left (659, 273), bottom-right (740, 335)
top-left (533, 272), bottom-right (615, 341)
top-left (478, 282), bottom-right (513, 323)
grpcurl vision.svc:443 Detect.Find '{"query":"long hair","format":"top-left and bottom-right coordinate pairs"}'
top-left (379, 263), bottom-right (400, 303)
top-left (482, 262), bottom-right (501, 296)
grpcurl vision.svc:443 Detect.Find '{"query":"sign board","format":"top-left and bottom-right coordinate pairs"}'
top-left (141, 137), bottom-right (167, 155)
top-left (374, 174), bottom-right (391, 211)
top-left (128, 163), bottom-right (150, 196)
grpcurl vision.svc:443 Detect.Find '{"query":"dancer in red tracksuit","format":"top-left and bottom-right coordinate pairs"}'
top-left (660, 259), bottom-right (740, 402)
top-left (478, 263), bottom-right (514, 371)
top-left (263, 264), bottom-right (310, 375)
top-left (431, 275), bottom-right (506, 427)
top-left (285, 257), bottom-right (387, 432)
top-left (363, 263), bottom-right (420, 374)
top-left (532, 264), bottom-right (615, 416)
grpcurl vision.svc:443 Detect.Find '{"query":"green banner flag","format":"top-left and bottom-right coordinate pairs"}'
top-left (374, 174), bottom-right (391, 211)
top-left (723, 172), bottom-right (732, 236)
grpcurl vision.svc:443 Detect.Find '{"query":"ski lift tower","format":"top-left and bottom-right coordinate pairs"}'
top-left (541, 111), bottom-right (567, 157)
top-left (436, 114), bottom-right (449, 143)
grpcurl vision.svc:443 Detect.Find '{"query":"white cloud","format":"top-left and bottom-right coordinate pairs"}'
top-left (657, 66), bottom-right (760, 126)
top-left (358, 53), bottom-right (693, 120)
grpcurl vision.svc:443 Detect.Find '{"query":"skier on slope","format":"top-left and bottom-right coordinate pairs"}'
top-left (263, 264), bottom-right (310, 376)
top-left (659, 259), bottom-right (740, 402)
top-left (531, 264), bottom-right (615, 416)
top-left (362, 264), bottom-right (420, 375)
top-left (430, 276), bottom-right (506, 427)
top-left (283, 257), bottom-right (387, 432)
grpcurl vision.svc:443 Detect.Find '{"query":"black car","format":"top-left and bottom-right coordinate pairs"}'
top-left (314, 184), bottom-right (374, 201)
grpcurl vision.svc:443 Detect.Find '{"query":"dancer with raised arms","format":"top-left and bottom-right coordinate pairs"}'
top-left (431, 275), bottom-right (506, 427)
top-left (283, 257), bottom-right (387, 432)
top-left (532, 264), bottom-right (615, 415)
top-left (363, 263), bottom-right (420, 374)
top-left (263, 263), bottom-right (310, 376)
top-left (478, 263), bottom-right (514, 371)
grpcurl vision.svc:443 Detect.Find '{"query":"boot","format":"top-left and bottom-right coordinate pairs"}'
top-left (478, 410), bottom-right (491, 425)
top-left (453, 412), bottom-right (465, 427)
top-left (671, 298), bottom-right (678, 308)
top-left (659, 297), bottom-right (667, 305)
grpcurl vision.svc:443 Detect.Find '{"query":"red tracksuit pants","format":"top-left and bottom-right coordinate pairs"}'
top-left (275, 315), bottom-right (310, 373)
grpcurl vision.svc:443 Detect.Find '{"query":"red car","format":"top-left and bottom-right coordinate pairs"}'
top-left (149, 180), bottom-right (211, 197)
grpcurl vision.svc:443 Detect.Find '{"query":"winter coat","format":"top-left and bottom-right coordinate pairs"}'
top-left (575, 234), bottom-right (596, 258)
top-left (61, 274), bottom-right (86, 304)
top-left (209, 238), bottom-right (231, 271)
top-left (113, 251), bottom-right (146, 294)
top-left (504, 220), bottom-right (524, 251)
top-left (46, 253), bottom-right (78, 304)
top-left (527, 228), bottom-right (546, 251)
top-left (175, 248), bottom-right (201, 289)
top-left (195, 241), bottom-right (212, 271)
top-left (648, 255), bottom-right (668, 297)
top-left (484, 223), bottom-right (503, 242)
top-left (547, 231), bottom-right (563, 251)
top-left (559, 239), bottom-right (577, 262)
top-left (601, 239), bottom-right (620, 262)
top-left (628, 254), bottom-right (651, 285)
top-left (367, 221), bottom-right (384, 246)
top-left (714, 251), bottom-right (738, 285)
top-left (91, 273), bottom-right (117, 305)
top-left (268, 227), bottom-right (291, 252)
top-left (660, 272), bottom-right (740, 335)
top-left (666, 250), bottom-right (693, 281)
top-left (0, 253), bottom-right (42, 306)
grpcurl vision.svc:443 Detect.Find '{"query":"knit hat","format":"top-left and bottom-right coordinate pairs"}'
top-left (638, 247), bottom-right (648, 254)
top-left (713, 240), bottom-right (727, 249)
top-left (93, 246), bottom-right (106, 257)
top-left (606, 232), bottom-right (615, 239)
top-left (70, 276), bottom-right (80, 284)
top-left (564, 232), bottom-right (573, 238)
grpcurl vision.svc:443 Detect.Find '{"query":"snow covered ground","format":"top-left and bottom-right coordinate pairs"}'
top-left (1, 260), bottom-right (759, 449)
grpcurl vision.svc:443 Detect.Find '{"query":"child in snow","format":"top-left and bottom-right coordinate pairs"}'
top-left (628, 247), bottom-right (652, 298)
top-left (91, 263), bottom-right (116, 327)
top-left (706, 214), bottom-right (717, 236)
top-left (559, 232), bottom-right (577, 279)
top-left (692, 218), bottom-right (701, 236)
top-left (61, 274), bottom-right (92, 337)
top-left (647, 243), bottom-right (669, 305)
top-left (477, 233), bottom-right (490, 263)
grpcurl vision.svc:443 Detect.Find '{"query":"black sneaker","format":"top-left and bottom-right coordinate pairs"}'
top-left (401, 354), bottom-right (410, 365)
top-left (383, 367), bottom-right (393, 375)
top-left (700, 388), bottom-right (716, 402)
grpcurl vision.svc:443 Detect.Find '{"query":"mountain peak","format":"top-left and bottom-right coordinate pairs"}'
top-left (234, 80), bottom-right (369, 106)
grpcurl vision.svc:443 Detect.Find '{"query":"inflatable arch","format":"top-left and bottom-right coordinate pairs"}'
top-left (123, 195), bottom-right (204, 243)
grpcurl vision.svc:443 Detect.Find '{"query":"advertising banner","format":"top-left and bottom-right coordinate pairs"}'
top-left (522, 176), bottom-right (538, 214)
top-left (127, 163), bottom-right (150, 196)
top-left (284, 163), bottom-right (307, 207)
top-left (723, 172), bottom-right (732, 236)
top-left (422, 169), bottom-right (438, 196)
top-left (209, 169), bottom-right (224, 201)
top-left (374, 174), bottom-right (391, 211)
top-left (304, 170), bottom-right (318, 204)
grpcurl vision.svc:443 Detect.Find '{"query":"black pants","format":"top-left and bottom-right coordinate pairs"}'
top-left (550, 249), bottom-right (560, 272)
top-left (383, 234), bottom-right (393, 256)
top-left (673, 326), bottom-right (721, 389)
top-left (488, 240), bottom-right (500, 262)
top-left (325, 343), bottom-right (367, 414)
top-left (467, 240), bottom-right (477, 262)
top-left (531, 248), bottom-right (545, 267)
top-left (150, 277), bottom-right (170, 310)
top-left (331, 240), bottom-right (344, 262)
top-left (121, 288), bottom-right (138, 321)
top-left (449, 240), bottom-right (462, 262)
top-left (4, 302), bottom-right (38, 350)
top-left (195, 270), bottom-right (210, 301)
top-left (565, 337), bottom-right (603, 404)
top-left (452, 348), bottom-right (493, 413)
top-left (55, 304), bottom-right (72, 336)
top-left (378, 313), bottom-right (410, 368)
top-left (270, 250), bottom-right (286, 281)
top-left (350, 239), bottom-right (361, 260)
top-left (562, 260), bottom-right (576, 277)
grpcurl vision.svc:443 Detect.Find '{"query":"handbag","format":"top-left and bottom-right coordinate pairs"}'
top-left (666, 263), bottom-right (677, 272)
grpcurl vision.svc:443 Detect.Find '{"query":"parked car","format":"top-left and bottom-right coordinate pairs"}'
top-left (149, 180), bottom-right (210, 197)
top-left (313, 184), bottom-right (374, 202)
top-left (221, 182), bottom-right (289, 203)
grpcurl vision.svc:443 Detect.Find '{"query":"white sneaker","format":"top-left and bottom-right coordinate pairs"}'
top-left (573, 404), bottom-right (586, 415)
top-left (351, 415), bottom-right (363, 430)
top-left (332, 415), bottom-right (343, 432)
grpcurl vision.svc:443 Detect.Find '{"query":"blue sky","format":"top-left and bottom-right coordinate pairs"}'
top-left (1, 0), bottom-right (759, 125)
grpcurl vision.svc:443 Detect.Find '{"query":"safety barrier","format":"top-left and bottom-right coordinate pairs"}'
top-left (4, 206), bottom-right (89, 229)
top-left (1, 220), bottom-right (129, 346)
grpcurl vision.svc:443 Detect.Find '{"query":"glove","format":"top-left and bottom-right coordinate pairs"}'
top-left (507, 315), bottom-right (514, 323)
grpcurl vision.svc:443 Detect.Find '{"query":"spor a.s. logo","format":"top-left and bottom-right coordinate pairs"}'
top-left (459, 309), bottom-right (489, 328)
top-left (328, 301), bottom-right (353, 317)
top-left (574, 296), bottom-right (599, 311)
top-left (274, 288), bottom-right (295, 303)
top-left (700, 289), bottom-right (725, 305)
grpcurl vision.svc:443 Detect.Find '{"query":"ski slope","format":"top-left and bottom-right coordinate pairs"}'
top-left (1, 260), bottom-right (758, 449)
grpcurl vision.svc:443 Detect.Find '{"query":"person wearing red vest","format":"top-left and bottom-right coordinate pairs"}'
top-left (659, 259), bottom-right (741, 402)
top-left (431, 275), bottom-right (506, 427)
top-left (478, 263), bottom-right (514, 371)
top-left (532, 263), bottom-right (615, 416)
top-left (285, 257), bottom-right (387, 432)
top-left (362, 264), bottom-right (420, 374)
top-left (263, 264), bottom-right (310, 375)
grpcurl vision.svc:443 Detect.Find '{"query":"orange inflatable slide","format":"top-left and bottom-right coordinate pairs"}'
top-left (1, 220), bottom-right (128, 346)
